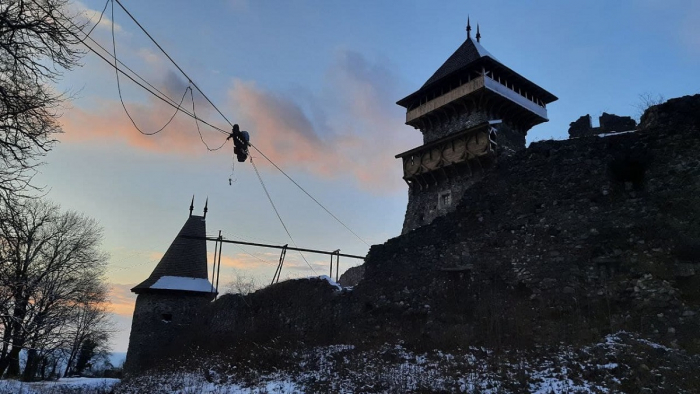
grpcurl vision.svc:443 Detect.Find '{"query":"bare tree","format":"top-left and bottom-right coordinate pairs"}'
top-left (63, 280), bottom-right (112, 377)
top-left (0, 0), bottom-right (85, 199)
top-left (634, 92), bottom-right (665, 121)
top-left (224, 270), bottom-right (259, 295)
top-left (0, 198), bottom-right (109, 379)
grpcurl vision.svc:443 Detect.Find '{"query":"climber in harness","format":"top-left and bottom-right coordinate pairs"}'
top-left (228, 124), bottom-right (250, 162)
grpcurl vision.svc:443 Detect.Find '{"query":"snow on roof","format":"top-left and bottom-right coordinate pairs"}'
top-left (471, 38), bottom-right (498, 61)
top-left (150, 276), bottom-right (215, 293)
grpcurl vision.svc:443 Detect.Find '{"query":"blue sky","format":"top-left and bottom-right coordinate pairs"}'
top-left (35, 0), bottom-right (699, 352)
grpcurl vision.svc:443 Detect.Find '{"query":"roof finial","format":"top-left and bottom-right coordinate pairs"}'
top-left (189, 195), bottom-right (194, 217)
top-left (476, 23), bottom-right (481, 43)
top-left (467, 16), bottom-right (472, 39)
top-left (203, 197), bottom-right (208, 219)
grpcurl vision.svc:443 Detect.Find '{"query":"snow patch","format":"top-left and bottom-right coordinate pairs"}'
top-left (150, 276), bottom-right (215, 292)
top-left (597, 129), bottom-right (637, 137)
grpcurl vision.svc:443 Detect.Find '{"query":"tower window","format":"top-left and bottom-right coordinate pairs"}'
top-left (438, 191), bottom-right (452, 209)
top-left (161, 313), bottom-right (172, 323)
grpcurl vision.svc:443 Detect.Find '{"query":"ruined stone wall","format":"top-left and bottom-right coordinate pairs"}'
top-left (569, 113), bottom-right (638, 138)
top-left (190, 95), bottom-right (700, 356)
top-left (124, 293), bottom-right (213, 373)
top-left (402, 170), bottom-right (485, 234)
top-left (360, 95), bottom-right (700, 350)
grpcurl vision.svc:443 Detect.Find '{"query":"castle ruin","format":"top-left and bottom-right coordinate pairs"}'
top-left (395, 20), bottom-right (557, 233)
top-left (123, 201), bottom-right (216, 373)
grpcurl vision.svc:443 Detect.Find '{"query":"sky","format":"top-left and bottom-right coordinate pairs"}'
top-left (32, 0), bottom-right (700, 353)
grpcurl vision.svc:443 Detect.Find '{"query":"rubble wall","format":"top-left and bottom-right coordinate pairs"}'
top-left (195, 95), bottom-right (700, 356)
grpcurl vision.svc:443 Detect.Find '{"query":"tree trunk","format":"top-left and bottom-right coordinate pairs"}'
top-left (22, 349), bottom-right (38, 382)
top-left (40, 356), bottom-right (47, 380)
top-left (0, 291), bottom-right (29, 377)
top-left (0, 346), bottom-right (22, 378)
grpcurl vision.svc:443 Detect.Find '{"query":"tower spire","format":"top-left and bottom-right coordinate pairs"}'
top-left (189, 195), bottom-right (194, 217)
top-left (467, 16), bottom-right (472, 39)
top-left (476, 23), bottom-right (481, 43)
top-left (203, 197), bottom-right (208, 219)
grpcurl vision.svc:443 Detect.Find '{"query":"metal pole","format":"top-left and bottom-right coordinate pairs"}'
top-left (211, 234), bottom-right (218, 293)
top-left (181, 235), bottom-right (365, 260)
top-left (215, 233), bottom-right (223, 297)
top-left (272, 245), bottom-right (287, 285)
top-left (336, 252), bottom-right (340, 283)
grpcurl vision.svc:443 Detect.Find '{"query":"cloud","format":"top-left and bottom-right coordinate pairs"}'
top-left (72, 1), bottom-right (123, 33)
top-left (108, 283), bottom-right (137, 316)
top-left (210, 251), bottom-right (276, 270)
top-left (60, 93), bottom-right (228, 156)
top-left (63, 50), bottom-right (421, 192)
top-left (227, 51), bottom-right (420, 192)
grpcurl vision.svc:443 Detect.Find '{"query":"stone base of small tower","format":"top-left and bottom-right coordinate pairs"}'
top-left (124, 292), bottom-right (214, 374)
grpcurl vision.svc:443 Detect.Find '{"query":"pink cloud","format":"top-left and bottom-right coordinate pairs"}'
top-left (107, 283), bottom-right (137, 317)
top-left (60, 95), bottom-right (229, 156)
top-left (61, 50), bottom-right (421, 193)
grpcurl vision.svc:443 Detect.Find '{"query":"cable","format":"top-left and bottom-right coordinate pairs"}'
top-left (111, 0), bottom-right (191, 136)
top-left (82, 39), bottom-right (229, 135)
top-left (42, 0), bottom-right (232, 138)
top-left (250, 155), bottom-right (318, 275)
top-left (114, 0), bottom-right (235, 128)
top-left (80, 0), bottom-right (110, 42)
top-left (48, 0), bottom-right (369, 249)
top-left (189, 88), bottom-right (227, 151)
top-left (82, 29), bottom-right (195, 112)
top-left (249, 143), bottom-right (370, 247)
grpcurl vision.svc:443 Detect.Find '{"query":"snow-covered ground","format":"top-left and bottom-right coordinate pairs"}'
top-left (114, 332), bottom-right (700, 393)
top-left (0, 378), bottom-right (120, 394)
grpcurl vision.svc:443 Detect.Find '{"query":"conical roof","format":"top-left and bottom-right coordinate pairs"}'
top-left (132, 215), bottom-right (211, 294)
top-left (421, 37), bottom-right (496, 88)
top-left (397, 36), bottom-right (557, 109)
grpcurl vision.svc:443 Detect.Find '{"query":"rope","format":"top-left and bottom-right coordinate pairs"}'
top-left (189, 88), bottom-right (227, 151)
top-left (250, 156), bottom-right (318, 275)
top-left (111, 0), bottom-right (190, 136)
top-left (114, 0), bottom-right (235, 128)
top-left (249, 143), bottom-right (370, 247)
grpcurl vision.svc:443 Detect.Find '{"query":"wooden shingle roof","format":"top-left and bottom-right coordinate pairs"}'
top-left (397, 36), bottom-right (557, 109)
top-left (421, 37), bottom-right (495, 89)
top-left (132, 215), bottom-right (209, 293)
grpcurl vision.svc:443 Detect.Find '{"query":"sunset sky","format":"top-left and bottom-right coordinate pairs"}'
top-left (37, 0), bottom-right (700, 353)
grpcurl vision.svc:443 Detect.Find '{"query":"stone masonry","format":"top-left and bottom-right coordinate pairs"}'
top-left (186, 95), bottom-right (700, 359)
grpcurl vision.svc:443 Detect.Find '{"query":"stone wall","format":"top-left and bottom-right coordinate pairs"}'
top-left (569, 113), bottom-right (638, 138)
top-left (183, 95), bottom-right (700, 360)
top-left (402, 122), bottom-right (523, 233)
top-left (402, 170), bottom-right (486, 234)
top-left (360, 96), bottom-right (700, 350)
top-left (124, 292), bottom-right (213, 373)
top-left (599, 112), bottom-right (636, 132)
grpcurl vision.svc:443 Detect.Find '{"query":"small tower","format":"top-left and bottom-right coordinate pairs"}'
top-left (124, 201), bottom-right (216, 373)
top-left (395, 21), bottom-right (557, 233)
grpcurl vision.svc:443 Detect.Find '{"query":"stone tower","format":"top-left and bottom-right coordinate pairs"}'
top-left (395, 21), bottom-right (557, 233)
top-left (124, 202), bottom-right (216, 373)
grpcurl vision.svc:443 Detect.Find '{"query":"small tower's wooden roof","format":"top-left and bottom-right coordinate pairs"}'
top-left (132, 215), bottom-right (212, 294)
top-left (397, 36), bottom-right (557, 109)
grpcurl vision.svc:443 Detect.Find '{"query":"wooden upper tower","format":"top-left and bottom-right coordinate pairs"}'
top-left (396, 20), bottom-right (557, 233)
